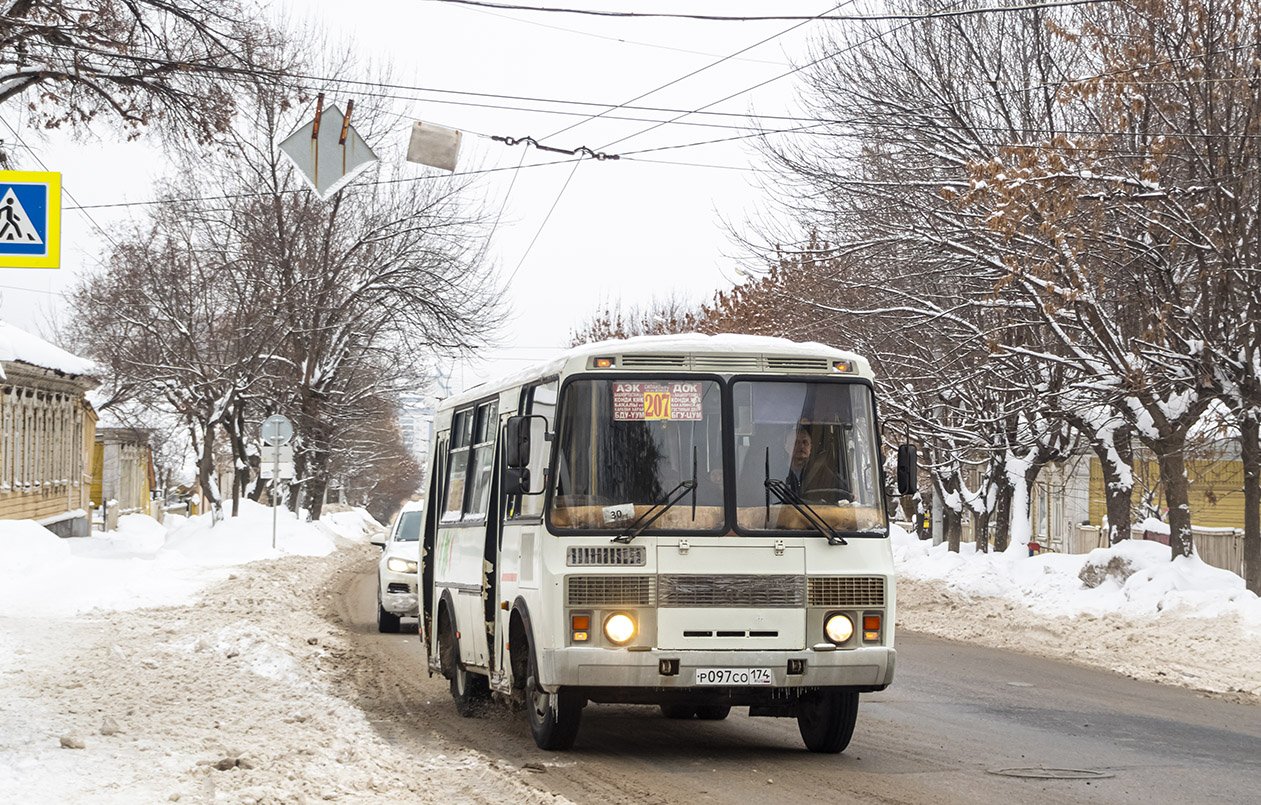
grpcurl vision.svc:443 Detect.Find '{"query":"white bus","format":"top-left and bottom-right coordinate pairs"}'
top-left (419, 334), bottom-right (914, 752)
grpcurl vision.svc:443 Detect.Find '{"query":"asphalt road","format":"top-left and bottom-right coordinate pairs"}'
top-left (331, 561), bottom-right (1261, 804)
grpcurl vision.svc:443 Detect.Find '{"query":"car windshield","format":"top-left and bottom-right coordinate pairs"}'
top-left (394, 511), bottom-right (422, 541)
top-left (549, 378), bottom-right (725, 533)
top-left (732, 380), bottom-right (885, 534)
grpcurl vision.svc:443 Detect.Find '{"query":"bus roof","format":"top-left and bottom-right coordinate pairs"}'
top-left (439, 333), bottom-right (872, 411)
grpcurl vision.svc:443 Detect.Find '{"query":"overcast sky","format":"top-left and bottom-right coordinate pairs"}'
top-left (0, 1), bottom-right (838, 395)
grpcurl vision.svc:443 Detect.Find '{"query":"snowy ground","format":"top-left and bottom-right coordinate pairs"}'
top-left (0, 503), bottom-right (569, 805)
top-left (2, 510), bottom-right (1258, 803)
top-left (891, 526), bottom-right (1261, 701)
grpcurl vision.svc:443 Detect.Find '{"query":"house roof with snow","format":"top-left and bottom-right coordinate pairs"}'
top-left (0, 321), bottom-right (96, 381)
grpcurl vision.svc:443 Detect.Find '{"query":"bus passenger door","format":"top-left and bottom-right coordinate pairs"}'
top-left (495, 379), bottom-right (556, 688)
top-left (420, 434), bottom-right (446, 652)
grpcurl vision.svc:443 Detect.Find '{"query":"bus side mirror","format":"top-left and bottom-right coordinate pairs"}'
top-left (504, 466), bottom-right (531, 496)
top-left (505, 416), bottom-right (531, 468)
top-left (896, 444), bottom-right (917, 495)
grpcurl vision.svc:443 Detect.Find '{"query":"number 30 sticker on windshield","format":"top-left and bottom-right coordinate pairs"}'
top-left (613, 382), bottom-right (703, 421)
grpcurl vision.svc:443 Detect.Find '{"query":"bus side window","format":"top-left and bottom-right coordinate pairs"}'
top-left (466, 400), bottom-right (499, 519)
top-left (516, 379), bottom-right (557, 518)
top-left (442, 410), bottom-right (471, 522)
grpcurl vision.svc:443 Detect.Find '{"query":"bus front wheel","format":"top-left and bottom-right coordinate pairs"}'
top-left (797, 690), bottom-right (859, 753)
top-left (442, 617), bottom-right (488, 717)
top-left (525, 642), bottom-right (582, 750)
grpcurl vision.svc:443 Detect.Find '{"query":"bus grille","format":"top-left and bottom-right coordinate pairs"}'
top-left (690, 355), bottom-right (762, 372)
top-left (808, 576), bottom-right (886, 607)
top-left (766, 357), bottom-right (832, 372)
top-left (659, 575), bottom-right (805, 608)
top-left (621, 354), bottom-right (686, 368)
top-left (567, 546), bottom-right (646, 567)
top-left (616, 353), bottom-right (835, 373)
top-left (567, 575), bottom-right (655, 606)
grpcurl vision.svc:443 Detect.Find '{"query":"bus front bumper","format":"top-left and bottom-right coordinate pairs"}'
top-left (538, 645), bottom-right (895, 694)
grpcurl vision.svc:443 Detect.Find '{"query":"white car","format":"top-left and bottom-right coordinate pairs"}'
top-left (373, 502), bottom-right (424, 633)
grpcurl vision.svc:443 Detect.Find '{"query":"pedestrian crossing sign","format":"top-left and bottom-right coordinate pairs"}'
top-left (0, 171), bottom-right (60, 268)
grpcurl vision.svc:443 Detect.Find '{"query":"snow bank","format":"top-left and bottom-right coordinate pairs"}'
top-left (892, 525), bottom-right (1261, 697)
top-left (892, 525), bottom-right (1260, 624)
top-left (0, 547), bottom-right (568, 805)
top-left (0, 501), bottom-right (354, 619)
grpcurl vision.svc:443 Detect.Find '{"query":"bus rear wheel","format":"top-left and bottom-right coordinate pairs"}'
top-left (525, 641), bottom-right (582, 750)
top-left (797, 690), bottom-right (859, 753)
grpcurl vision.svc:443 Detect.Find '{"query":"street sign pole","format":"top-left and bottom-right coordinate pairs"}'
top-left (273, 439), bottom-right (280, 549)
top-left (261, 414), bottom-right (295, 550)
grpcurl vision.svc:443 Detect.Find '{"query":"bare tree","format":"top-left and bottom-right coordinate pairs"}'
top-left (569, 293), bottom-right (698, 346)
top-left (68, 52), bottom-right (503, 520)
top-left (0, 0), bottom-right (283, 164)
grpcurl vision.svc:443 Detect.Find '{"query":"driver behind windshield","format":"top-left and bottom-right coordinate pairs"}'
top-left (740, 423), bottom-right (851, 505)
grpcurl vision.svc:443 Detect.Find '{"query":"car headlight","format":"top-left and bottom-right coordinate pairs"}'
top-left (824, 613), bottom-right (854, 644)
top-left (603, 613), bottom-right (636, 645)
top-left (386, 557), bottom-right (418, 573)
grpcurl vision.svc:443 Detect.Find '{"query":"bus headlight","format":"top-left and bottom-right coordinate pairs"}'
top-left (603, 613), bottom-right (636, 645)
top-left (824, 613), bottom-right (854, 644)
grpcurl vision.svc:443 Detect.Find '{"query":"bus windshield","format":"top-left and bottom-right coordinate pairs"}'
top-left (550, 378), bottom-right (725, 533)
top-left (732, 380), bottom-right (885, 535)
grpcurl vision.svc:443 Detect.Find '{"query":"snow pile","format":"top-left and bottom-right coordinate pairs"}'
top-left (0, 512), bottom-right (567, 805)
top-left (0, 501), bottom-right (338, 618)
top-left (892, 525), bottom-right (1261, 697)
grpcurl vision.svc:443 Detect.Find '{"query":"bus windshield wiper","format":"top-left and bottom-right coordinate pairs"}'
top-left (764, 478), bottom-right (848, 546)
top-left (614, 450), bottom-right (699, 544)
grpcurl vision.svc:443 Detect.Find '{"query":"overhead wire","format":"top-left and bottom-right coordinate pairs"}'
top-left (62, 156), bottom-right (580, 211)
top-left (421, 0), bottom-right (1121, 23)
top-left (539, 1), bottom-right (858, 143)
top-left (501, 159), bottom-right (583, 287)
top-left (0, 114), bottom-right (119, 250)
top-left (492, 2), bottom-right (864, 294)
top-left (14, 11), bottom-right (1254, 216)
top-left (596, 0), bottom-right (966, 152)
top-left (456, 3), bottom-right (790, 66)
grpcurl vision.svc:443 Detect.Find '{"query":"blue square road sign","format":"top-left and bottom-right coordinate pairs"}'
top-left (0, 171), bottom-right (61, 269)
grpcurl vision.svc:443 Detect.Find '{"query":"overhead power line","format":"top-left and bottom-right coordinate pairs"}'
top-left (497, 2), bottom-right (856, 289)
top-left (0, 114), bottom-right (119, 250)
top-left (457, 3), bottom-right (789, 65)
top-left (422, 0), bottom-right (1120, 22)
top-left (539, 1), bottom-right (857, 143)
top-left (63, 157), bottom-right (581, 212)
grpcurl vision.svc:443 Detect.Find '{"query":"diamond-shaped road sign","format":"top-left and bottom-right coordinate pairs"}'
top-left (278, 102), bottom-right (378, 201)
top-left (0, 170), bottom-right (60, 268)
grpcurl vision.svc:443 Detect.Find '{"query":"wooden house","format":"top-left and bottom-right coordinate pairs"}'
top-left (90, 427), bottom-right (156, 521)
top-left (0, 322), bottom-right (98, 536)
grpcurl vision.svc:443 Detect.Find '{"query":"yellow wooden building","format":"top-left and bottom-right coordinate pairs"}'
top-left (90, 428), bottom-right (156, 519)
top-left (1087, 454), bottom-right (1247, 529)
top-left (0, 322), bottom-right (99, 537)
